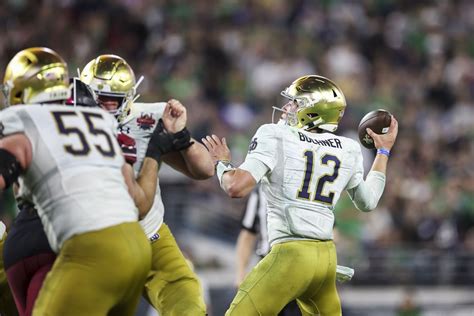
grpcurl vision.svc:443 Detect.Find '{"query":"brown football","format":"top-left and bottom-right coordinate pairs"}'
top-left (358, 109), bottom-right (392, 149)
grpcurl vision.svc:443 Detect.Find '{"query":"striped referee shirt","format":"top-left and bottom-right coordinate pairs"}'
top-left (241, 185), bottom-right (270, 257)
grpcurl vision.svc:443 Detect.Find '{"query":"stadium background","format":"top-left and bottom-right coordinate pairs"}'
top-left (0, 0), bottom-right (473, 315)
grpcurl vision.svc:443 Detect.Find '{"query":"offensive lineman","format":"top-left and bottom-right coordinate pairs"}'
top-left (203, 75), bottom-right (399, 315)
top-left (80, 54), bottom-right (215, 315)
top-left (0, 47), bottom-right (177, 315)
top-left (1, 77), bottom-right (180, 316)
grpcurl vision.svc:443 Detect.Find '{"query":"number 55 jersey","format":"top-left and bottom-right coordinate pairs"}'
top-left (0, 104), bottom-right (137, 252)
top-left (241, 123), bottom-right (364, 245)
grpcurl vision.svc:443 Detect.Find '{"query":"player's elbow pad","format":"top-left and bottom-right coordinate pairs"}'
top-left (0, 148), bottom-right (23, 189)
top-left (349, 171), bottom-right (386, 212)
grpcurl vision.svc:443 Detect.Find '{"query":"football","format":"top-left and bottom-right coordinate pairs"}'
top-left (358, 109), bottom-right (392, 149)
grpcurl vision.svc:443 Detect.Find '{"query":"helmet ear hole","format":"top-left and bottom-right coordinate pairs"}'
top-left (332, 89), bottom-right (337, 97)
top-left (15, 91), bottom-right (22, 99)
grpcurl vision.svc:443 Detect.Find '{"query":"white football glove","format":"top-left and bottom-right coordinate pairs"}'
top-left (336, 265), bottom-right (354, 283)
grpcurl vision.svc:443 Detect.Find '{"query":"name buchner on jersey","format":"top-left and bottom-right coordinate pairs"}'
top-left (298, 132), bottom-right (342, 149)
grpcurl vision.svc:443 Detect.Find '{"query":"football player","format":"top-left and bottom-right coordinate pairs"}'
top-left (2, 75), bottom-right (184, 316)
top-left (237, 186), bottom-right (355, 290)
top-left (80, 54), bottom-right (215, 315)
top-left (203, 75), bottom-right (399, 315)
top-left (0, 220), bottom-right (18, 316)
top-left (1, 79), bottom-right (104, 316)
top-left (0, 47), bottom-right (179, 315)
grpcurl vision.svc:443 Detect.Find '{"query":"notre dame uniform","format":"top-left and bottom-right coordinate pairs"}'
top-left (226, 123), bottom-right (364, 316)
top-left (0, 104), bottom-right (151, 316)
top-left (120, 102), bottom-right (206, 315)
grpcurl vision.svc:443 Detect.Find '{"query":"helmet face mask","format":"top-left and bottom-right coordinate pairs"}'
top-left (97, 95), bottom-right (125, 112)
top-left (66, 78), bottom-right (99, 108)
top-left (280, 75), bottom-right (346, 132)
top-left (2, 47), bottom-right (70, 107)
top-left (80, 54), bottom-right (139, 120)
top-left (272, 101), bottom-right (298, 126)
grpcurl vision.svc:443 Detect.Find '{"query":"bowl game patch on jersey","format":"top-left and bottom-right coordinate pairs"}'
top-left (136, 113), bottom-right (156, 130)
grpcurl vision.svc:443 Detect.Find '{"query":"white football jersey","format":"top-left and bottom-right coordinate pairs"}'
top-left (119, 102), bottom-right (166, 238)
top-left (242, 123), bottom-right (364, 245)
top-left (0, 105), bottom-right (137, 252)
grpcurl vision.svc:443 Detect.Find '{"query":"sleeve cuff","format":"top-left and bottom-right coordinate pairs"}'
top-left (239, 158), bottom-right (270, 183)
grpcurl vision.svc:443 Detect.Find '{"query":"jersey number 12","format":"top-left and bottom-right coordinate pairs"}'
top-left (297, 150), bottom-right (340, 204)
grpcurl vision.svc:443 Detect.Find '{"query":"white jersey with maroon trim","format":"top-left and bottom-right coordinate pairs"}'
top-left (0, 104), bottom-right (137, 252)
top-left (119, 102), bottom-right (166, 238)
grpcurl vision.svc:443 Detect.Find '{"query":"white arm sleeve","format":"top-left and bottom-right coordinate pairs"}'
top-left (239, 157), bottom-right (270, 183)
top-left (347, 171), bottom-right (386, 212)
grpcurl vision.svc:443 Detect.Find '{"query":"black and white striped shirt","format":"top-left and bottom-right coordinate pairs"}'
top-left (241, 185), bottom-right (270, 256)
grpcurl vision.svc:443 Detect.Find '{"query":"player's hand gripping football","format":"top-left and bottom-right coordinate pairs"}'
top-left (162, 99), bottom-right (187, 133)
top-left (202, 135), bottom-right (231, 165)
top-left (366, 115), bottom-right (399, 150)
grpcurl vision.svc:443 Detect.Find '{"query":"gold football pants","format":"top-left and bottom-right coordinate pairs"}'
top-left (143, 223), bottom-right (206, 316)
top-left (33, 222), bottom-right (151, 316)
top-left (226, 240), bottom-right (341, 316)
top-left (0, 231), bottom-right (19, 316)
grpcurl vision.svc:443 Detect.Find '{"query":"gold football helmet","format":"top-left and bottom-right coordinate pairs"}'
top-left (80, 54), bottom-right (139, 119)
top-left (280, 75), bottom-right (346, 132)
top-left (2, 47), bottom-right (69, 106)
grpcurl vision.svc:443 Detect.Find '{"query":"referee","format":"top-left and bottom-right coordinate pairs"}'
top-left (235, 186), bottom-right (301, 316)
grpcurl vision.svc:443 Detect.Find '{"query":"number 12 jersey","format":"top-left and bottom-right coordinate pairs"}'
top-left (242, 124), bottom-right (364, 245)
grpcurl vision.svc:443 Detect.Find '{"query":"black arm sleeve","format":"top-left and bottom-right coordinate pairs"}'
top-left (0, 148), bottom-right (22, 188)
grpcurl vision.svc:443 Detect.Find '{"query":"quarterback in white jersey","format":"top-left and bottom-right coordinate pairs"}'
top-left (204, 75), bottom-right (398, 316)
top-left (0, 48), bottom-right (167, 315)
top-left (80, 54), bottom-right (214, 315)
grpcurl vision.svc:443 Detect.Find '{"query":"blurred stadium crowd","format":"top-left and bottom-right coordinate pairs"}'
top-left (1, 0), bottom-right (473, 287)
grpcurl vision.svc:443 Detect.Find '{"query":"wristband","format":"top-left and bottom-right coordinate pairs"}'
top-left (172, 127), bottom-right (194, 151)
top-left (376, 148), bottom-right (390, 157)
top-left (216, 160), bottom-right (234, 184)
top-left (145, 120), bottom-right (175, 161)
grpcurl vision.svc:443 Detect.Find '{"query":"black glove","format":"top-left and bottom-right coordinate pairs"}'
top-left (145, 119), bottom-right (176, 161)
top-left (0, 148), bottom-right (22, 189)
top-left (171, 127), bottom-right (194, 151)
